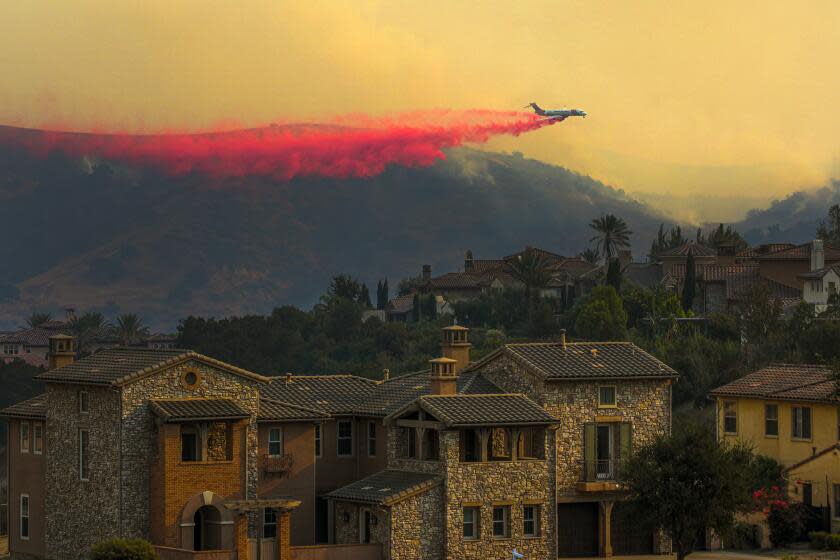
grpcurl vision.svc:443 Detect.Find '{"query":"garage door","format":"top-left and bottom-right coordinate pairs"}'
top-left (611, 502), bottom-right (654, 555)
top-left (557, 502), bottom-right (599, 557)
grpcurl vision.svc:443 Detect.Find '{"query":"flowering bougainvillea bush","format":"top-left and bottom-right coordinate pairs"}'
top-left (753, 486), bottom-right (805, 547)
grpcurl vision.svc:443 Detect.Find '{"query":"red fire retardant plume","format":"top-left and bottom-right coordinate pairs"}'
top-left (0, 110), bottom-right (557, 180)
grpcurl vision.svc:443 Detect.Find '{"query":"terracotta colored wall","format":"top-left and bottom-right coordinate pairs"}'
top-left (7, 418), bottom-right (46, 559)
top-left (314, 418), bottom-right (385, 496)
top-left (150, 420), bottom-right (247, 549)
top-left (257, 423), bottom-right (317, 546)
top-left (758, 259), bottom-right (840, 289)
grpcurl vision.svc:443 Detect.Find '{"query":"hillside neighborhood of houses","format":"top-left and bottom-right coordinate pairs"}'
top-left (1, 237), bottom-right (839, 560)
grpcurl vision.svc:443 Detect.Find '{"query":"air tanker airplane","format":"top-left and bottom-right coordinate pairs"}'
top-left (524, 102), bottom-right (587, 121)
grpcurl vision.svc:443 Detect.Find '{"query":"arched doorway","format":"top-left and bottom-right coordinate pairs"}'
top-left (194, 505), bottom-right (222, 551)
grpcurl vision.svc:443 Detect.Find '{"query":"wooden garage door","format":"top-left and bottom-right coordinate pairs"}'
top-left (557, 502), bottom-right (599, 557)
top-left (611, 502), bottom-right (654, 555)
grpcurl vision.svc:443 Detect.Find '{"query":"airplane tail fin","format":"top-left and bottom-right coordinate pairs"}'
top-left (524, 102), bottom-right (544, 115)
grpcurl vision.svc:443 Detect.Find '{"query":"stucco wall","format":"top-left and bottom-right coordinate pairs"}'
top-left (7, 417), bottom-right (46, 559)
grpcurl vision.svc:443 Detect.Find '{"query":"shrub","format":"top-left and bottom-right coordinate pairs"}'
top-left (90, 538), bottom-right (158, 560)
top-left (808, 531), bottom-right (840, 550)
top-left (723, 522), bottom-right (759, 549)
top-left (767, 502), bottom-right (805, 547)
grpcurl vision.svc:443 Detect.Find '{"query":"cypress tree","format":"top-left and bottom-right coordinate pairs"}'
top-left (376, 281), bottom-right (384, 309)
top-left (358, 284), bottom-right (372, 308)
top-left (682, 250), bottom-right (696, 312)
top-left (382, 279), bottom-right (389, 306)
top-left (412, 294), bottom-right (421, 322)
top-left (606, 258), bottom-right (622, 292)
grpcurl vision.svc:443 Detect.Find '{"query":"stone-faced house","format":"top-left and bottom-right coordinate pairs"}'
top-left (3, 326), bottom-right (676, 560)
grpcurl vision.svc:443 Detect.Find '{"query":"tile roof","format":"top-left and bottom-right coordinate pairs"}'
top-left (709, 364), bottom-right (837, 402)
top-left (465, 342), bottom-right (678, 380)
top-left (658, 242), bottom-right (716, 258)
top-left (262, 375), bottom-right (378, 415)
top-left (0, 327), bottom-right (61, 346)
top-left (427, 272), bottom-right (487, 289)
top-left (35, 347), bottom-right (270, 386)
top-left (258, 399), bottom-right (331, 423)
top-left (503, 247), bottom-right (566, 263)
top-left (468, 259), bottom-right (506, 273)
top-left (354, 370), bottom-right (502, 417)
top-left (411, 394), bottom-right (558, 427)
top-left (327, 470), bottom-right (441, 506)
top-left (753, 242), bottom-right (840, 261)
top-left (150, 399), bottom-right (250, 422)
top-left (726, 272), bottom-right (801, 301)
top-left (799, 264), bottom-right (840, 279)
top-left (737, 244), bottom-right (796, 259)
top-left (0, 393), bottom-right (46, 419)
top-left (386, 294), bottom-right (415, 315)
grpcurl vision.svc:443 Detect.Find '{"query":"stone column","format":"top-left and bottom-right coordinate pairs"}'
top-left (278, 512), bottom-right (292, 559)
top-left (598, 501), bottom-right (614, 557)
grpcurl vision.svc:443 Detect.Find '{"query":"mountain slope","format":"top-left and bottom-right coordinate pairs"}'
top-left (0, 131), bottom-right (673, 329)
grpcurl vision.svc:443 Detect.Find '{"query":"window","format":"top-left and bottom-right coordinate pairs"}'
top-left (20, 495), bottom-right (29, 540)
top-left (20, 422), bottom-right (30, 453)
top-left (523, 505), bottom-right (540, 537)
top-left (263, 508), bottom-right (277, 538)
top-left (3, 343), bottom-right (19, 355)
top-left (406, 427), bottom-right (417, 459)
top-left (765, 404), bottom-right (779, 437)
top-left (33, 423), bottom-right (43, 455)
top-left (181, 426), bottom-right (200, 462)
top-left (268, 428), bottom-right (282, 457)
top-left (834, 484), bottom-right (840, 519)
top-left (367, 421), bottom-right (377, 457)
top-left (792, 407), bottom-right (812, 440)
top-left (598, 386), bottom-right (617, 408)
top-left (337, 420), bottom-right (353, 456)
top-left (463, 507), bottom-right (480, 540)
top-left (723, 401), bottom-right (737, 434)
top-left (315, 424), bottom-right (322, 458)
top-left (423, 429), bottom-right (440, 460)
top-left (79, 429), bottom-right (90, 481)
top-left (492, 505), bottom-right (510, 538)
top-left (79, 391), bottom-right (89, 414)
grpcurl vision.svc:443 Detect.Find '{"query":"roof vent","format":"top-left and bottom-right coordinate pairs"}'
top-left (590, 348), bottom-right (598, 358)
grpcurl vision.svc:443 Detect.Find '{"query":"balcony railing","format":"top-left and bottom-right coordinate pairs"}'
top-left (262, 454), bottom-right (294, 476)
top-left (581, 458), bottom-right (623, 482)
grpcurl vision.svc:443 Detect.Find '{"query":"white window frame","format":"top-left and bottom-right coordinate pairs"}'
top-left (33, 423), bottom-right (43, 455)
top-left (492, 505), bottom-right (510, 538)
top-left (268, 427), bottom-right (283, 458)
top-left (263, 508), bottom-right (277, 539)
top-left (79, 391), bottom-right (90, 414)
top-left (315, 424), bottom-right (322, 458)
top-left (463, 506), bottom-right (480, 540)
top-left (337, 420), bottom-right (353, 457)
top-left (598, 386), bottom-right (617, 408)
top-left (765, 404), bottom-right (779, 438)
top-left (20, 422), bottom-right (30, 453)
top-left (523, 505), bottom-right (540, 537)
top-left (792, 406), bottom-right (812, 440)
top-left (367, 421), bottom-right (377, 458)
top-left (20, 494), bottom-right (30, 540)
top-left (79, 428), bottom-right (90, 481)
top-left (723, 400), bottom-right (737, 434)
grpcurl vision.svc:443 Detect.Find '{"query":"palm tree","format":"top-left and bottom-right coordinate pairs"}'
top-left (508, 248), bottom-right (553, 320)
top-left (578, 248), bottom-right (600, 264)
top-left (69, 312), bottom-right (111, 354)
top-left (25, 312), bottom-right (53, 329)
top-left (589, 214), bottom-right (633, 264)
top-left (114, 314), bottom-right (150, 346)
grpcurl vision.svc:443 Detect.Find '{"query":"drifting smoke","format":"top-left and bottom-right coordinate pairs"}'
top-left (0, 110), bottom-right (556, 180)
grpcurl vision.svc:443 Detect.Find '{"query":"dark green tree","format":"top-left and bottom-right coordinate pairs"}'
top-left (578, 248), bottom-right (599, 264)
top-left (817, 204), bottom-right (840, 243)
top-left (326, 274), bottom-right (363, 302)
top-left (114, 314), bottom-right (150, 346)
top-left (25, 312), bottom-right (53, 329)
top-left (606, 258), bottom-right (622, 292)
top-left (412, 294), bottom-right (420, 322)
top-left (574, 286), bottom-right (628, 341)
top-left (382, 279), bottom-right (389, 307)
top-left (508, 247), bottom-right (553, 321)
top-left (681, 250), bottom-right (696, 312)
top-left (357, 284), bottom-right (372, 308)
top-left (620, 422), bottom-right (755, 560)
top-left (69, 312), bottom-right (111, 355)
top-left (589, 214), bottom-right (632, 263)
top-left (376, 281), bottom-right (384, 309)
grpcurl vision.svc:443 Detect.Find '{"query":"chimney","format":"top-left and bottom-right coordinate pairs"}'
top-left (812, 239), bottom-right (825, 271)
top-left (560, 329), bottom-right (567, 350)
top-left (441, 325), bottom-right (471, 373)
top-left (716, 243), bottom-right (737, 265)
top-left (65, 307), bottom-right (76, 322)
top-left (429, 357), bottom-right (458, 395)
top-left (382, 368), bottom-right (390, 382)
top-left (48, 334), bottom-right (75, 370)
top-left (422, 264), bottom-right (432, 282)
top-left (464, 250), bottom-right (474, 272)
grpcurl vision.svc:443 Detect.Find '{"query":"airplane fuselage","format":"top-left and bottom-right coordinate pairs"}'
top-left (526, 103), bottom-right (586, 120)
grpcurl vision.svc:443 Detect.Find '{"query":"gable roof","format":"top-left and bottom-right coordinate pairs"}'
top-left (35, 347), bottom-right (271, 386)
top-left (0, 393), bottom-right (46, 419)
top-left (754, 242), bottom-right (840, 261)
top-left (800, 263), bottom-right (840, 280)
top-left (327, 470), bottom-right (441, 506)
top-left (464, 341), bottom-right (678, 381)
top-left (150, 399), bottom-right (250, 422)
top-left (354, 370), bottom-right (502, 417)
top-left (709, 364), bottom-right (837, 403)
top-left (388, 393), bottom-right (558, 427)
top-left (258, 399), bottom-right (332, 423)
top-left (262, 375), bottom-right (378, 415)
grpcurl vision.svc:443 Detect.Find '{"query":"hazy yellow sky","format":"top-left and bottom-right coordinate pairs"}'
top-left (2, 0), bottom-right (839, 218)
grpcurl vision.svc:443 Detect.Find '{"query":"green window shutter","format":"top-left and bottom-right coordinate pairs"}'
top-left (584, 423), bottom-right (596, 481)
top-left (619, 422), bottom-right (632, 463)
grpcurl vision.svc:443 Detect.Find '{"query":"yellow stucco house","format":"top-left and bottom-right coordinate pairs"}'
top-left (710, 364), bottom-right (840, 528)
